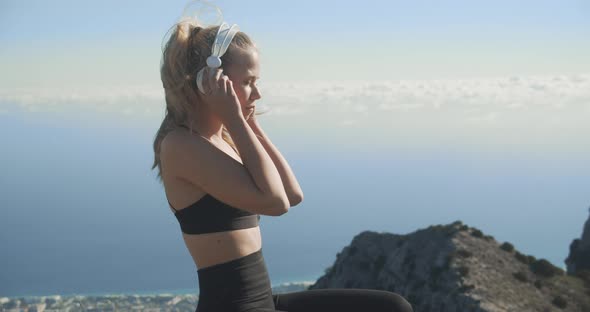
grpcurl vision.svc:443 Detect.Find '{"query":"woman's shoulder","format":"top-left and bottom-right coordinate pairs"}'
top-left (162, 128), bottom-right (228, 164)
top-left (161, 128), bottom-right (185, 151)
top-left (162, 126), bottom-right (204, 151)
top-left (160, 128), bottom-right (205, 181)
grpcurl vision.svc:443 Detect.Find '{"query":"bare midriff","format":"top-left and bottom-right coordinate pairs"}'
top-left (182, 227), bottom-right (262, 270)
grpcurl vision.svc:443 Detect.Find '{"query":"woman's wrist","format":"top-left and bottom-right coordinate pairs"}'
top-left (247, 117), bottom-right (265, 139)
top-left (246, 113), bottom-right (258, 128)
top-left (225, 114), bottom-right (247, 133)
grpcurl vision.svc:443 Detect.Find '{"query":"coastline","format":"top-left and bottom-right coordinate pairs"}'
top-left (1, 279), bottom-right (318, 300)
top-left (1, 281), bottom-right (316, 311)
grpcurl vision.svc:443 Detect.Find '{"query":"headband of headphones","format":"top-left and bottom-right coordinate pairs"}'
top-left (177, 0), bottom-right (238, 69)
top-left (206, 22), bottom-right (240, 68)
top-left (195, 21), bottom-right (239, 94)
top-left (175, 1), bottom-right (239, 93)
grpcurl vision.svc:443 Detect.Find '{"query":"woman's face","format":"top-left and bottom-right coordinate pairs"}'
top-left (224, 47), bottom-right (262, 120)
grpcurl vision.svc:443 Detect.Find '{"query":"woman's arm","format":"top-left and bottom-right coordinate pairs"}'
top-left (247, 116), bottom-right (304, 207)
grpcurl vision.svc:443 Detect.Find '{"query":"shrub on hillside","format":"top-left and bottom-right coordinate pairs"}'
top-left (456, 249), bottom-right (473, 258)
top-left (458, 284), bottom-right (475, 293)
top-left (527, 255), bottom-right (537, 264)
top-left (457, 266), bottom-right (470, 277)
top-left (500, 242), bottom-right (514, 252)
top-left (513, 271), bottom-right (528, 283)
top-left (530, 259), bottom-right (564, 278)
top-left (515, 251), bottom-right (533, 265)
top-left (552, 296), bottom-right (567, 309)
top-left (471, 229), bottom-right (484, 238)
top-left (451, 220), bottom-right (463, 227)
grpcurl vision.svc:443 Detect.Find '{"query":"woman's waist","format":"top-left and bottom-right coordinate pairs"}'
top-left (183, 228), bottom-right (262, 269)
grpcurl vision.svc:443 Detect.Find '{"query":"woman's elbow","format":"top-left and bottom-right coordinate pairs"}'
top-left (288, 192), bottom-right (304, 207)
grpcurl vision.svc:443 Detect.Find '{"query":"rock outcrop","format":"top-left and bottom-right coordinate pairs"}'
top-left (566, 207), bottom-right (590, 274)
top-left (307, 221), bottom-right (590, 312)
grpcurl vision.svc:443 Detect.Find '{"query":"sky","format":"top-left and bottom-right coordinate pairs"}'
top-left (0, 0), bottom-right (589, 88)
top-left (1, 0), bottom-right (590, 297)
top-left (1, 0), bottom-right (589, 141)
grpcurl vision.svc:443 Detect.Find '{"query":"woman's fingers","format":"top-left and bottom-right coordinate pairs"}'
top-left (204, 67), bottom-right (212, 94)
top-left (226, 79), bottom-right (235, 96)
top-left (220, 75), bottom-right (228, 94)
top-left (209, 68), bottom-right (222, 93)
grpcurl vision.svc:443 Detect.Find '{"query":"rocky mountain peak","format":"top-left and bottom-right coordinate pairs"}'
top-left (308, 221), bottom-right (590, 312)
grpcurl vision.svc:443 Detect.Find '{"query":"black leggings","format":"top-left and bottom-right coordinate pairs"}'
top-left (271, 288), bottom-right (413, 312)
top-left (195, 247), bottom-right (413, 312)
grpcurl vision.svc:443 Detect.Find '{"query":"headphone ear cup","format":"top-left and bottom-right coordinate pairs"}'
top-left (196, 68), bottom-right (207, 94)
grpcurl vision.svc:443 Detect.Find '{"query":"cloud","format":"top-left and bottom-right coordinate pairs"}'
top-left (0, 85), bottom-right (165, 117)
top-left (466, 112), bottom-right (499, 124)
top-left (338, 119), bottom-right (359, 127)
top-left (1, 73), bottom-right (589, 128)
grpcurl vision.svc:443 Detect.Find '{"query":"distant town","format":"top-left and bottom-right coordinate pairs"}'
top-left (0, 282), bottom-right (314, 312)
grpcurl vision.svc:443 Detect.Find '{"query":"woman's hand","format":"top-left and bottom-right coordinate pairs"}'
top-left (200, 67), bottom-right (245, 124)
top-left (246, 106), bottom-right (258, 127)
top-left (246, 106), bottom-right (264, 138)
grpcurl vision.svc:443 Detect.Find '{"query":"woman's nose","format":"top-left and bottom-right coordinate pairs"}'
top-left (251, 86), bottom-right (262, 100)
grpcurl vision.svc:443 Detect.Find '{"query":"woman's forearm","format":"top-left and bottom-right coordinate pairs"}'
top-left (225, 116), bottom-right (290, 213)
top-left (249, 121), bottom-right (304, 206)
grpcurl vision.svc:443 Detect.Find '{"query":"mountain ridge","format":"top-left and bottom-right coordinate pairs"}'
top-left (307, 221), bottom-right (590, 312)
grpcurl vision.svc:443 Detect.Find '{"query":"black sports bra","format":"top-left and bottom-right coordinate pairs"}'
top-left (169, 194), bottom-right (260, 235)
top-left (168, 124), bottom-right (259, 234)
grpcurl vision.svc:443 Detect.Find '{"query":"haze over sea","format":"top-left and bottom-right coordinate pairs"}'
top-left (1, 0), bottom-right (589, 298)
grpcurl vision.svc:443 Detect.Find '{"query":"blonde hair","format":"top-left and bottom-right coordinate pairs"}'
top-left (152, 21), bottom-right (261, 183)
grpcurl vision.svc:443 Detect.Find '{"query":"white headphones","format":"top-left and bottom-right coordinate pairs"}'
top-left (195, 22), bottom-right (240, 94)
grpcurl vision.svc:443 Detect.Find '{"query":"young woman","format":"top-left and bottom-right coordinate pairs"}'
top-left (152, 19), bottom-right (413, 312)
